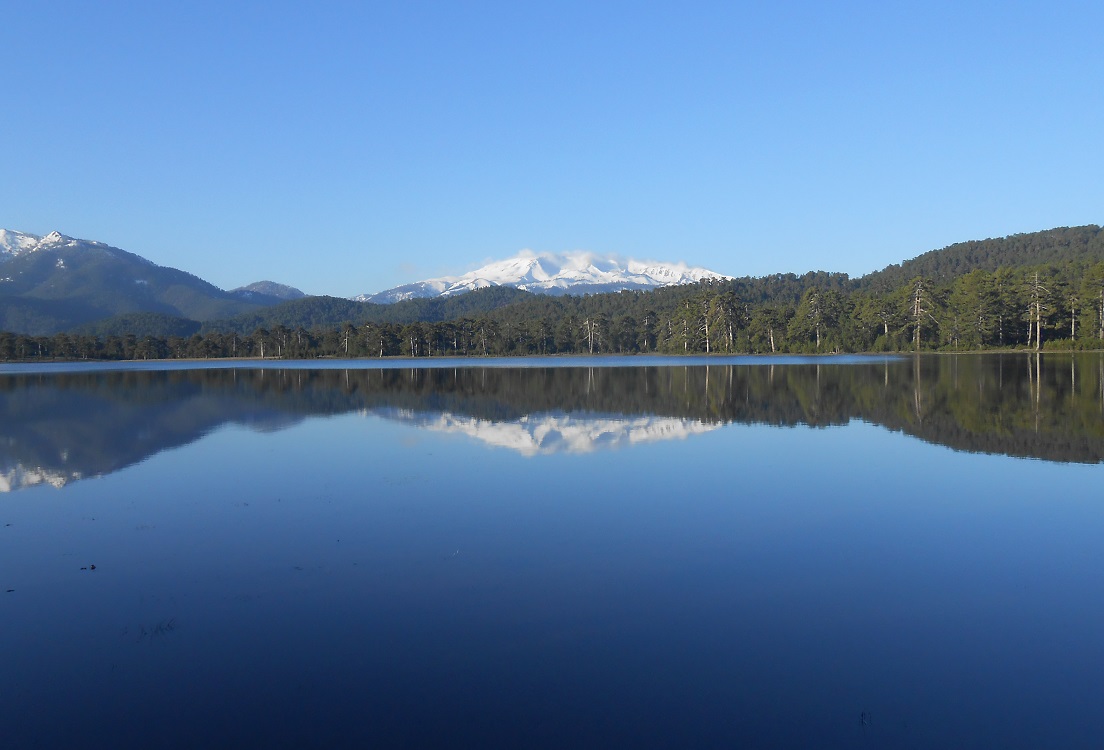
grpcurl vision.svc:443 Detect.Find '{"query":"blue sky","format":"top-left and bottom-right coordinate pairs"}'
top-left (2, 1), bottom-right (1102, 297)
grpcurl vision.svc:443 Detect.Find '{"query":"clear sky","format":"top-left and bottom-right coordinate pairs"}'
top-left (2, 1), bottom-right (1102, 297)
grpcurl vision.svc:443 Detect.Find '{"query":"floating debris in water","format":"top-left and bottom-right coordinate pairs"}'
top-left (135, 617), bottom-right (177, 643)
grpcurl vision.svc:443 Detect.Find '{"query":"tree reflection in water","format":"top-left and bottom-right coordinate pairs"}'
top-left (2, 353), bottom-right (1103, 491)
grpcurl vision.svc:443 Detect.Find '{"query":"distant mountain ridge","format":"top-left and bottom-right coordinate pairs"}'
top-left (231, 280), bottom-right (307, 300)
top-left (0, 230), bottom-right (291, 335)
top-left (356, 250), bottom-right (731, 303)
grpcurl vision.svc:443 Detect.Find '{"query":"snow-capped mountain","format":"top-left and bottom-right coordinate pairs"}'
top-left (355, 250), bottom-right (731, 303)
top-left (0, 229), bottom-right (40, 259)
top-left (0, 228), bottom-right (297, 334)
top-left (0, 229), bottom-right (108, 261)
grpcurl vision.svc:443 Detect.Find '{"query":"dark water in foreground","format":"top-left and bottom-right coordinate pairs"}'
top-left (2, 354), bottom-right (1103, 748)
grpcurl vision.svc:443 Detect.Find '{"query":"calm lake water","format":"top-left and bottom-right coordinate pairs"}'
top-left (2, 353), bottom-right (1103, 748)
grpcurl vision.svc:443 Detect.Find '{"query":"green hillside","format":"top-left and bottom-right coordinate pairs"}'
top-left (859, 225), bottom-right (1104, 292)
top-left (200, 286), bottom-right (534, 335)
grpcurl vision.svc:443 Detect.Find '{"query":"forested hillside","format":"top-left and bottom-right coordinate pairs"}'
top-left (859, 225), bottom-right (1104, 292)
top-left (202, 286), bottom-right (534, 334)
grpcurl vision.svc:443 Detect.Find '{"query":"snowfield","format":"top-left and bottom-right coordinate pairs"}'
top-left (355, 250), bottom-right (732, 303)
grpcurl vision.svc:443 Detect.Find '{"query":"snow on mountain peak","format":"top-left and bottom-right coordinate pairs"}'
top-left (355, 250), bottom-right (731, 303)
top-left (0, 229), bottom-right (44, 259)
top-left (0, 229), bottom-right (114, 263)
top-left (2, 230), bottom-right (72, 254)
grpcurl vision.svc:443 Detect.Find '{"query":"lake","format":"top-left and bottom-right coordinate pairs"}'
top-left (2, 353), bottom-right (1103, 748)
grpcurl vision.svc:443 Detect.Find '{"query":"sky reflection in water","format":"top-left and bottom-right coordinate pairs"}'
top-left (1, 354), bottom-right (1103, 748)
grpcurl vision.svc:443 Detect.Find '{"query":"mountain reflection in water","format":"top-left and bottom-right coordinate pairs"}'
top-left (2, 353), bottom-right (1103, 491)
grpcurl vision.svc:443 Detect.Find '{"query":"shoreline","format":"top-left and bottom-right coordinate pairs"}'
top-left (2, 349), bottom-right (1102, 374)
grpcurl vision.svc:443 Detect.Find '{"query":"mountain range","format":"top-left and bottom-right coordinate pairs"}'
top-left (355, 251), bottom-right (731, 303)
top-left (0, 229), bottom-right (733, 334)
top-left (2, 225), bottom-right (1103, 337)
top-left (0, 230), bottom-right (305, 335)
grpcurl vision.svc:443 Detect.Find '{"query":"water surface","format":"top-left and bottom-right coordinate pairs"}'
top-left (2, 354), bottom-right (1102, 748)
